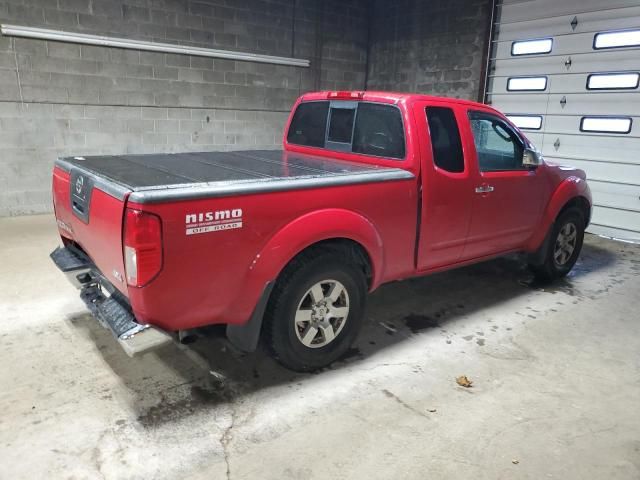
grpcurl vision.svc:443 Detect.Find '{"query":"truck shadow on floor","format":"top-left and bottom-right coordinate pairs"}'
top-left (70, 239), bottom-right (622, 428)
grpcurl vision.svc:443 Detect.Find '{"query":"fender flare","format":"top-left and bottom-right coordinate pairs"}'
top-left (248, 208), bottom-right (385, 290)
top-left (526, 176), bottom-right (591, 252)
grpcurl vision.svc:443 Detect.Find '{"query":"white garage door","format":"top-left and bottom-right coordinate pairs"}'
top-left (486, 0), bottom-right (640, 242)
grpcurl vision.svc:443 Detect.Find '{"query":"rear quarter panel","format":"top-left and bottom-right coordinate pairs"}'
top-left (127, 178), bottom-right (417, 331)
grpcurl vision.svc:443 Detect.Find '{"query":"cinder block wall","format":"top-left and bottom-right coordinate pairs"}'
top-left (366, 0), bottom-right (492, 100)
top-left (0, 0), bottom-right (368, 216)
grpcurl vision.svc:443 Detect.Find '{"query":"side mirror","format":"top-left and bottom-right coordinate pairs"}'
top-left (522, 148), bottom-right (543, 168)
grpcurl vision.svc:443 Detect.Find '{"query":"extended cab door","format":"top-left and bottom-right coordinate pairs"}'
top-left (460, 109), bottom-right (549, 259)
top-left (414, 101), bottom-right (475, 270)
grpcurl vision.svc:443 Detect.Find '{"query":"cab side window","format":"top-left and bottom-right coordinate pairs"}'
top-left (468, 111), bottom-right (524, 171)
top-left (426, 107), bottom-right (465, 173)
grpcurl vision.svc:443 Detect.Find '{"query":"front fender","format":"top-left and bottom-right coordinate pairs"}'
top-left (526, 176), bottom-right (592, 251)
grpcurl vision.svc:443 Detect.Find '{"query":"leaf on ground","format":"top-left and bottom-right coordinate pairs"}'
top-left (456, 375), bottom-right (473, 388)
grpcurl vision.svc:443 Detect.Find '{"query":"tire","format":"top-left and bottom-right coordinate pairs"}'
top-left (529, 207), bottom-right (585, 282)
top-left (263, 249), bottom-right (367, 372)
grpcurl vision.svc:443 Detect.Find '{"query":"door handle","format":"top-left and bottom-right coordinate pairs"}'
top-left (475, 185), bottom-right (494, 194)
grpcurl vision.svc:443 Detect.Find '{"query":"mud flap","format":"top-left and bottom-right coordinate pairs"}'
top-left (528, 225), bottom-right (553, 267)
top-left (226, 282), bottom-right (273, 352)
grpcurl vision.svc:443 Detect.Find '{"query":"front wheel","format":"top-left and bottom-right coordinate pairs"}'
top-left (529, 208), bottom-right (585, 282)
top-left (263, 250), bottom-right (367, 372)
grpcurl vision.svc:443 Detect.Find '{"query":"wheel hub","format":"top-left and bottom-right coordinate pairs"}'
top-left (313, 303), bottom-right (329, 319)
top-left (294, 279), bottom-right (350, 348)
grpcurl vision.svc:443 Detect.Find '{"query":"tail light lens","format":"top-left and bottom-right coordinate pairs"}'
top-left (124, 209), bottom-right (163, 287)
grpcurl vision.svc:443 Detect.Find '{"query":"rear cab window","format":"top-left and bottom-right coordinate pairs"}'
top-left (287, 101), bottom-right (329, 148)
top-left (286, 100), bottom-right (406, 160)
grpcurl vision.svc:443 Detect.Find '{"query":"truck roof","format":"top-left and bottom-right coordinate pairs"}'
top-left (299, 90), bottom-right (491, 109)
top-left (56, 150), bottom-right (413, 204)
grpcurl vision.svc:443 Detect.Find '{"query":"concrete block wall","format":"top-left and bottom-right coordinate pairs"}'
top-left (366, 0), bottom-right (492, 101)
top-left (0, 0), bottom-right (368, 216)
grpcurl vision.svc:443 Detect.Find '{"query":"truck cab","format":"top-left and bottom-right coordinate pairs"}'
top-left (285, 91), bottom-right (590, 272)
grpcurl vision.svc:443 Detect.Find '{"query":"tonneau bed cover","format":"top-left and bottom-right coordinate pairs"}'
top-left (55, 150), bottom-right (413, 204)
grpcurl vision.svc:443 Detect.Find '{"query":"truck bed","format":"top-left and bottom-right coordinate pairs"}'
top-left (55, 150), bottom-right (413, 204)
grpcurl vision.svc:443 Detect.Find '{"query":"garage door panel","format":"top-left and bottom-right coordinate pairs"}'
top-left (541, 134), bottom-right (640, 163)
top-left (543, 115), bottom-right (638, 137)
top-left (588, 223), bottom-right (640, 241)
top-left (590, 205), bottom-right (640, 234)
top-left (487, 76), bottom-right (551, 95)
top-left (498, 0), bottom-right (640, 24)
top-left (492, 50), bottom-right (640, 76)
top-left (548, 76), bottom-right (640, 96)
top-left (588, 180), bottom-right (640, 212)
top-left (494, 32), bottom-right (640, 59)
top-left (486, 93), bottom-right (549, 115)
top-left (490, 77), bottom-right (640, 105)
top-left (490, 94), bottom-right (639, 120)
top-left (544, 93), bottom-right (639, 115)
top-left (496, 6), bottom-right (640, 41)
top-left (543, 157), bottom-right (640, 184)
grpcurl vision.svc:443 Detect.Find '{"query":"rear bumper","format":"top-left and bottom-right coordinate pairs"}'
top-left (50, 246), bottom-right (172, 356)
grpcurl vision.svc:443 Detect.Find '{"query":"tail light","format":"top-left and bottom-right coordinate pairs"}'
top-left (124, 209), bottom-right (163, 287)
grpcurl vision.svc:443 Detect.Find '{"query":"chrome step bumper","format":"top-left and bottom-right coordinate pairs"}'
top-left (50, 246), bottom-right (172, 357)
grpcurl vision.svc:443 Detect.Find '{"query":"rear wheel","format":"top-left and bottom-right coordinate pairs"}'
top-left (530, 208), bottom-right (585, 282)
top-left (264, 250), bottom-right (367, 372)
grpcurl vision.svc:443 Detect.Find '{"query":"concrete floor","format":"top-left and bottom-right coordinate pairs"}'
top-left (1, 214), bottom-right (639, 480)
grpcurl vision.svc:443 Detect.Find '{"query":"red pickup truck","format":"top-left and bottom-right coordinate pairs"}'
top-left (50, 90), bottom-right (592, 371)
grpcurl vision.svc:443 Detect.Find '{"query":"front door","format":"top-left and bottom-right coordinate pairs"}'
top-left (462, 110), bottom-right (548, 259)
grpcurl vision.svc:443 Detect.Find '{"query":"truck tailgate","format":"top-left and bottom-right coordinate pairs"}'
top-left (52, 164), bottom-right (131, 296)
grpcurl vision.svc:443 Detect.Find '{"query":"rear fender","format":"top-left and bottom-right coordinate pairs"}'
top-left (247, 208), bottom-right (384, 295)
top-left (526, 176), bottom-right (591, 252)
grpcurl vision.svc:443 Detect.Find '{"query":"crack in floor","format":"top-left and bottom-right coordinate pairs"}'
top-left (381, 388), bottom-right (430, 419)
top-left (220, 407), bottom-right (236, 480)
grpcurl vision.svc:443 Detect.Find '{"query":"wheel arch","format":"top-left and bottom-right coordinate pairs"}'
top-left (247, 208), bottom-right (384, 292)
top-left (277, 237), bottom-right (374, 288)
top-left (526, 176), bottom-right (592, 252)
top-left (557, 195), bottom-right (591, 226)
